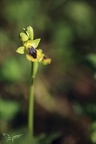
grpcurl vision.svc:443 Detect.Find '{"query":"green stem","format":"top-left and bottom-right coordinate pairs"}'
top-left (28, 62), bottom-right (35, 136)
top-left (28, 61), bottom-right (38, 137)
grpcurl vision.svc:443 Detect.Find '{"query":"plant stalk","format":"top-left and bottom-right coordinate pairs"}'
top-left (28, 62), bottom-right (35, 136)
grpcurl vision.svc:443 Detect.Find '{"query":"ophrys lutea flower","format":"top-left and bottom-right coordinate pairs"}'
top-left (16, 26), bottom-right (51, 65)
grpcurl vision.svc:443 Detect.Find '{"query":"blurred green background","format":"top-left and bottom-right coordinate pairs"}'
top-left (0, 0), bottom-right (96, 143)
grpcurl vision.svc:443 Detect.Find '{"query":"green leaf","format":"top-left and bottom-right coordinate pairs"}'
top-left (27, 26), bottom-right (34, 40)
top-left (16, 46), bottom-right (25, 54)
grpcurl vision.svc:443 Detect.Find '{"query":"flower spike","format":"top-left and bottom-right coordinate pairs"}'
top-left (16, 26), bottom-right (51, 65)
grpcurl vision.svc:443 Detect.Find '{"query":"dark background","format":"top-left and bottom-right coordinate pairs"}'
top-left (0, 0), bottom-right (96, 144)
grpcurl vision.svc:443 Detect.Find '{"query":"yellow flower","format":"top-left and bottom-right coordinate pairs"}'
top-left (16, 26), bottom-right (51, 64)
top-left (42, 55), bottom-right (51, 65)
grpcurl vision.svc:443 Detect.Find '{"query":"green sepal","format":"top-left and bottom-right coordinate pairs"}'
top-left (20, 32), bottom-right (28, 42)
top-left (27, 26), bottom-right (34, 40)
top-left (16, 46), bottom-right (25, 54)
top-left (31, 39), bottom-right (41, 48)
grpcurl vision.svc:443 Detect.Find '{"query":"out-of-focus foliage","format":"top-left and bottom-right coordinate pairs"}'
top-left (1, 131), bottom-right (61, 144)
top-left (0, 98), bottom-right (20, 121)
top-left (0, 0), bottom-right (96, 143)
top-left (64, 1), bottom-right (94, 37)
top-left (86, 54), bottom-right (96, 78)
top-left (90, 122), bottom-right (96, 143)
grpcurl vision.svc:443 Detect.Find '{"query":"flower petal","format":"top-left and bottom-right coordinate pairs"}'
top-left (27, 26), bottom-right (34, 40)
top-left (37, 49), bottom-right (44, 62)
top-left (42, 57), bottom-right (51, 65)
top-left (26, 54), bottom-right (37, 62)
top-left (16, 46), bottom-right (25, 54)
top-left (24, 40), bottom-right (33, 49)
top-left (31, 39), bottom-right (41, 48)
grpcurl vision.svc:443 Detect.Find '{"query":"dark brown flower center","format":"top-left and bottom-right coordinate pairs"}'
top-left (43, 55), bottom-right (48, 59)
top-left (28, 47), bottom-right (37, 59)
